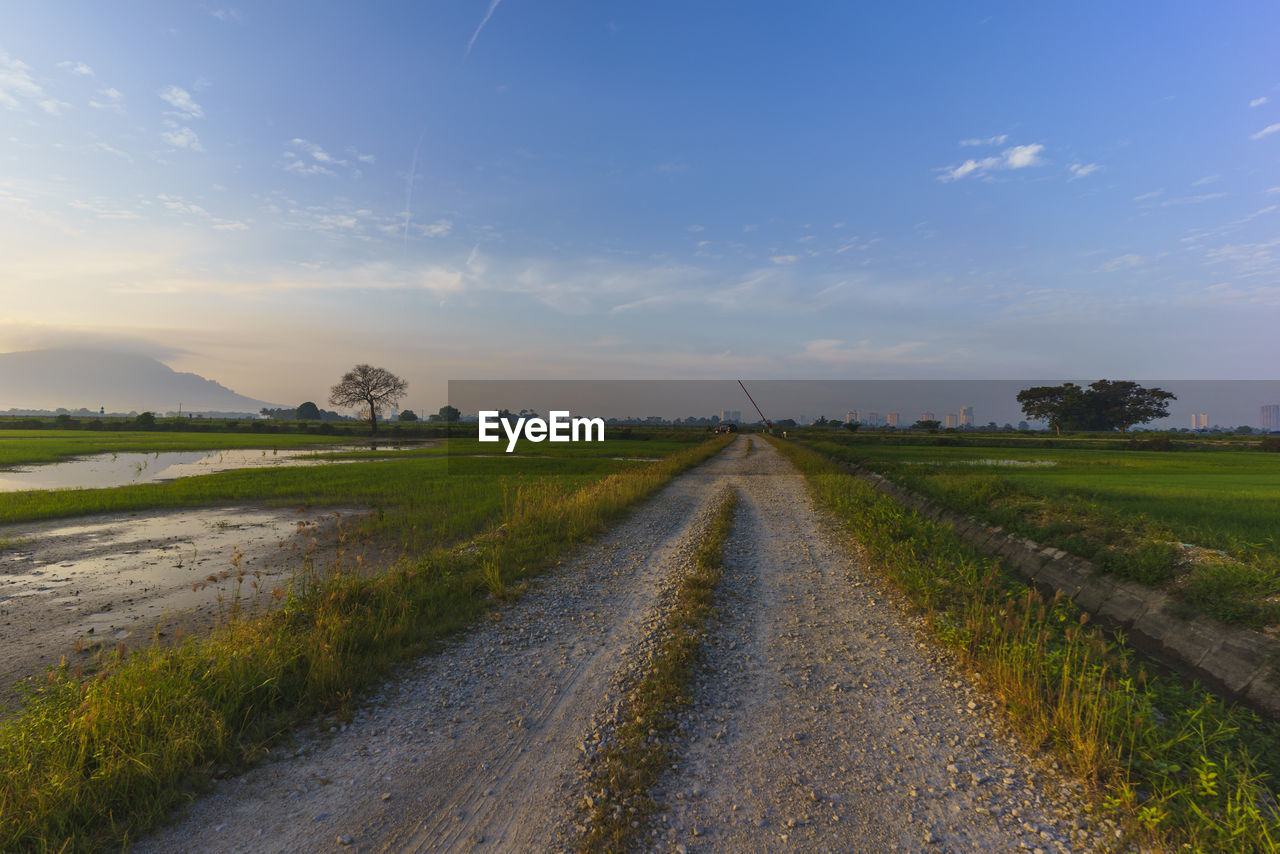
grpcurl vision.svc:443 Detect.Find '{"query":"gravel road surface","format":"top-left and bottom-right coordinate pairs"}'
top-left (133, 438), bottom-right (1105, 853)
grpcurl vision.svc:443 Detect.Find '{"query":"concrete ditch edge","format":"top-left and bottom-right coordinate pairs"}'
top-left (836, 462), bottom-right (1280, 720)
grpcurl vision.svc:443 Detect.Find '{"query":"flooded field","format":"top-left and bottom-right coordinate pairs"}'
top-left (0, 442), bottom-right (431, 492)
top-left (0, 506), bottom-right (371, 705)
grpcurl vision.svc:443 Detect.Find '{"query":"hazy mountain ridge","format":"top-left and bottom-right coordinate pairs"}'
top-left (0, 349), bottom-right (284, 414)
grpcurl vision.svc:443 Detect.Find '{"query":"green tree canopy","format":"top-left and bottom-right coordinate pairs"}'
top-left (296, 401), bottom-right (322, 420)
top-left (1016, 380), bottom-right (1175, 433)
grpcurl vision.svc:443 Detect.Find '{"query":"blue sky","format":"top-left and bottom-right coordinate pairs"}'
top-left (1, 1), bottom-right (1277, 410)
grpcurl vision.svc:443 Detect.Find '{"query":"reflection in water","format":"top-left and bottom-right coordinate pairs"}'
top-left (0, 443), bottom-right (428, 492)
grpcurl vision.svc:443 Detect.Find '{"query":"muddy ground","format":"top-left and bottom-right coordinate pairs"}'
top-left (0, 505), bottom-right (369, 708)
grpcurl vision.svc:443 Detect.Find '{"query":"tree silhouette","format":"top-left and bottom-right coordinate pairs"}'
top-left (329, 365), bottom-right (408, 435)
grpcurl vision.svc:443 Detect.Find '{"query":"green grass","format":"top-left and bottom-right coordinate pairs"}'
top-left (802, 437), bottom-right (1280, 627)
top-left (0, 431), bottom-right (354, 467)
top-left (0, 435), bottom-right (733, 853)
top-left (579, 487), bottom-right (739, 853)
top-left (771, 437), bottom-right (1280, 853)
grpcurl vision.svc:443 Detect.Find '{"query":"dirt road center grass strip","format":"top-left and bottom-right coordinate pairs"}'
top-left (770, 437), bottom-right (1280, 854)
top-left (0, 436), bottom-right (733, 854)
top-left (578, 487), bottom-right (739, 853)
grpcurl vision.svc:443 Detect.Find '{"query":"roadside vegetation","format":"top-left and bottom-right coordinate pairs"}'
top-left (772, 437), bottom-right (1280, 852)
top-left (579, 488), bottom-right (739, 853)
top-left (801, 434), bottom-right (1280, 628)
top-left (0, 433), bottom-right (733, 853)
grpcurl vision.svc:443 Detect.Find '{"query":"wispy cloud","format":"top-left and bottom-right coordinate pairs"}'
top-left (207, 8), bottom-right (243, 23)
top-left (90, 87), bottom-right (124, 111)
top-left (282, 155), bottom-right (334, 177)
top-left (1191, 174), bottom-right (1220, 186)
top-left (1133, 189), bottom-right (1162, 201)
top-left (1160, 192), bottom-right (1226, 207)
top-left (0, 50), bottom-right (68, 114)
top-left (291, 138), bottom-right (344, 165)
top-left (346, 146), bottom-right (376, 165)
top-left (281, 139), bottom-right (354, 176)
top-left (1250, 96), bottom-right (1269, 108)
top-left (938, 143), bottom-right (1045, 182)
top-left (1095, 253), bottom-right (1145, 273)
top-left (770, 254), bottom-right (799, 265)
top-left (418, 219), bottom-right (452, 238)
top-left (56, 61), bottom-right (94, 77)
top-left (959, 134), bottom-right (1007, 146)
top-left (1068, 162), bottom-right (1100, 180)
top-left (68, 199), bottom-right (142, 220)
top-left (1250, 122), bottom-right (1280, 141)
top-left (159, 85), bottom-right (203, 118)
top-left (161, 125), bottom-right (203, 151)
top-left (467, 0), bottom-right (504, 56)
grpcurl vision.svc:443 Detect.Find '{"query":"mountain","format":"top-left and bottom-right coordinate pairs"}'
top-left (0, 349), bottom-right (285, 414)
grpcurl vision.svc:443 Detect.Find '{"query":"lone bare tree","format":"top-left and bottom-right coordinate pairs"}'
top-left (329, 364), bottom-right (408, 435)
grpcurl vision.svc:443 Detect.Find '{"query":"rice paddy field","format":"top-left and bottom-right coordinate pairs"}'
top-left (0, 427), bottom-right (732, 851)
top-left (799, 433), bottom-right (1280, 626)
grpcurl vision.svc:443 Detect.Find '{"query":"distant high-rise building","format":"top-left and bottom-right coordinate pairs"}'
top-left (921, 411), bottom-right (934, 423)
top-left (867, 412), bottom-right (880, 427)
top-left (886, 412), bottom-right (900, 427)
top-left (945, 414), bottom-right (958, 428)
top-left (719, 409), bottom-right (743, 424)
top-left (1191, 413), bottom-right (1208, 430)
top-left (959, 405), bottom-right (974, 427)
top-left (1262, 404), bottom-right (1280, 432)
top-left (846, 410), bottom-right (860, 425)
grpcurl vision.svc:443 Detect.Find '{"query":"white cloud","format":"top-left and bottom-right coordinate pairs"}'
top-left (1095, 253), bottom-right (1145, 273)
top-left (1068, 162), bottom-right (1100, 180)
top-left (208, 8), bottom-right (243, 23)
top-left (282, 155), bottom-right (334, 177)
top-left (38, 98), bottom-right (70, 115)
top-left (1250, 97), bottom-right (1269, 108)
top-left (770, 254), bottom-right (799, 265)
top-left (291, 138), bottom-right (344, 165)
top-left (1191, 174), bottom-right (1220, 187)
top-left (159, 85), bottom-right (203, 118)
top-left (211, 220), bottom-right (248, 231)
top-left (68, 199), bottom-right (141, 220)
top-left (688, 224), bottom-right (704, 232)
top-left (1160, 192), bottom-right (1226, 207)
top-left (418, 219), bottom-right (452, 238)
top-left (959, 134), bottom-right (1008, 146)
top-left (161, 126), bottom-right (203, 151)
top-left (1133, 189), bottom-right (1162, 201)
top-left (1250, 123), bottom-right (1280, 141)
top-left (57, 61), bottom-right (94, 76)
top-left (0, 51), bottom-right (51, 111)
top-left (938, 143), bottom-right (1045, 182)
top-left (158, 194), bottom-right (208, 216)
top-left (90, 87), bottom-right (124, 111)
top-left (346, 146), bottom-right (376, 165)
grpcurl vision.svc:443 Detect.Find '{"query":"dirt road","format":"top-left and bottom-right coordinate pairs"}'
top-left (133, 438), bottom-right (1101, 853)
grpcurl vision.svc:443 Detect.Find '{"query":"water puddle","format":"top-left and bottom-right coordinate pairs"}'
top-left (903, 458), bottom-right (1057, 468)
top-left (0, 442), bottom-right (432, 492)
top-left (0, 506), bottom-right (372, 703)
